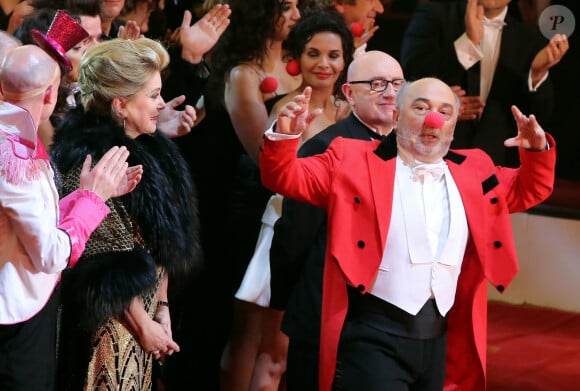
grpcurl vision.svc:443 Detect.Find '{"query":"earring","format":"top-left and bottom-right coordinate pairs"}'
top-left (123, 117), bottom-right (126, 130)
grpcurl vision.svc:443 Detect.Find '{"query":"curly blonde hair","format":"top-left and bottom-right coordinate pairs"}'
top-left (79, 38), bottom-right (169, 116)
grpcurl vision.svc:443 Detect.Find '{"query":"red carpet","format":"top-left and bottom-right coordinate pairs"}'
top-left (487, 301), bottom-right (580, 391)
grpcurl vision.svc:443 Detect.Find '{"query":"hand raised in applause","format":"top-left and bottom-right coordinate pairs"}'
top-left (79, 146), bottom-right (143, 201)
top-left (531, 33), bottom-right (569, 87)
top-left (118, 20), bottom-right (143, 40)
top-left (451, 85), bottom-right (485, 120)
top-left (178, 5), bottom-right (231, 64)
top-left (158, 95), bottom-right (197, 138)
top-left (464, 0), bottom-right (484, 46)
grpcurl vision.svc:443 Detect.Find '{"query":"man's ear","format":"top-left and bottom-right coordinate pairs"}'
top-left (342, 83), bottom-right (354, 106)
top-left (393, 109), bottom-right (400, 125)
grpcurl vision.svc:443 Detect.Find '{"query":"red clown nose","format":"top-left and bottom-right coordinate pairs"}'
top-left (285, 59), bottom-right (301, 76)
top-left (350, 21), bottom-right (364, 38)
top-left (424, 111), bottom-right (445, 128)
top-left (259, 76), bottom-right (278, 94)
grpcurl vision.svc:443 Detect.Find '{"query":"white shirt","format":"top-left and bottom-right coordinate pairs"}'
top-left (369, 157), bottom-right (469, 316)
top-left (453, 7), bottom-right (547, 97)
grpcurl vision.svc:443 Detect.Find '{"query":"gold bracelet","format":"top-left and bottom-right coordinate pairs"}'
top-left (157, 300), bottom-right (170, 308)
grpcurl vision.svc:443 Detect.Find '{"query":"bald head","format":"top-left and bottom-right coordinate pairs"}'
top-left (347, 50), bottom-right (402, 82)
top-left (342, 50), bottom-right (404, 136)
top-left (0, 45), bottom-right (60, 101)
top-left (396, 77), bottom-right (459, 114)
top-left (0, 31), bottom-right (21, 62)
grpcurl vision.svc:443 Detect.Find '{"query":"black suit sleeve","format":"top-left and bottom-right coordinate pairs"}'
top-left (400, 2), bottom-right (468, 84)
top-left (162, 47), bottom-right (210, 107)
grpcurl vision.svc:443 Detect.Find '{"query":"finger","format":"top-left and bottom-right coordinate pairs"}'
top-left (168, 340), bottom-right (180, 352)
top-left (451, 85), bottom-right (466, 96)
top-left (214, 4), bottom-right (231, 20)
top-left (528, 114), bottom-right (539, 131)
top-left (81, 154), bottom-right (92, 175)
top-left (169, 95), bottom-right (186, 108)
top-left (216, 18), bottom-right (231, 34)
top-left (181, 9), bottom-right (192, 29)
top-left (306, 108), bottom-right (323, 125)
top-left (503, 136), bottom-right (519, 148)
top-left (368, 25), bottom-right (379, 35)
top-left (510, 105), bottom-right (524, 121)
top-left (104, 148), bottom-right (129, 177)
top-left (96, 146), bottom-right (121, 169)
top-left (206, 3), bottom-right (220, 20)
top-left (301, 86), bottom-right (312, 105)
top-left (467, 0), bottom-right (477, 16)
top-left (126, 165), bottom-right (142, 178)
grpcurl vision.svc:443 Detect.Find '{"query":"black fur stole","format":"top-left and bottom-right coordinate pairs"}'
top-left (52, 108), bottom-right (202, 328)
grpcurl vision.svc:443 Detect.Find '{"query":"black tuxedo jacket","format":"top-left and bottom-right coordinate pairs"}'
top-left (400, 1), bottom-right (553, 167)
top-left (269, 113), bottom-right (381, 342)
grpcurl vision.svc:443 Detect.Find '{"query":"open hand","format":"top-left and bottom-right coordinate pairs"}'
top-left (79, 146), bottom-right (139, 201)
top-left (451, 85), bottom-right (485, 120)
top-left (277, 87), bottom-right (322, 135)
top-left (504, 105), bottom-right (547, 151)
top-left (531, 33), bottom-right (569, 86)
top-left (354, 19), bottom-right (379, 49)
top-left (179, 5), bottom-right (231, 64)
top-left (158, 95), bottom-right (197, 138)
top-left (465, 0), bottom-right (484, 46)
top-left (118, 20), bottom-right (143, 40)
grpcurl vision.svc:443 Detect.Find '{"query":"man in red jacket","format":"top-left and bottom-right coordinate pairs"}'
top-left (260, 77), bottom-right (555, 391)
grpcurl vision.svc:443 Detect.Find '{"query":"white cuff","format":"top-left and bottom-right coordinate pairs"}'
top-left (528, 69), bottom-right (549, 91)
top-left (264, 120), bottom-right (302, 140)
top-left (454, 33), bottom-right (483, 70)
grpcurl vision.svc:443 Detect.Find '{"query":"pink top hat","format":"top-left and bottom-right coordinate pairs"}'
top-left (31, 10), bottom-right (88, 72)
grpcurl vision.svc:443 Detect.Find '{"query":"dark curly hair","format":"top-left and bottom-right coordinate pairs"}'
top-left (283, 9), bottom-right (354, 99)
top-left (210, 0), bottom-right (284, 79)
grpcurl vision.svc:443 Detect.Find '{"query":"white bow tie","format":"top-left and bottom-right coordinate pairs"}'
top-left (411, 162), bottom-right (447, 183)
top-left (484, 18), bottom-right (507, 30)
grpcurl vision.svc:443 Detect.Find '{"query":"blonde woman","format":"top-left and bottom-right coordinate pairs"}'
top-left (51, 38), bottom-right (201, 391)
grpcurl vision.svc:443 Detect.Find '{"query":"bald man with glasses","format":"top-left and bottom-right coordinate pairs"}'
top-left (269, 50), bottom-right (404, 391)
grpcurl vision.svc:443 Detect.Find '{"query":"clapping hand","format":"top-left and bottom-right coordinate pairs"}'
top-left (178, 5), bottom-right (231, 64)
top-left (531, 33), bottom-right (569, 86)
top-left (79, 146), bottom-right (143, 201)
top-left (354, 19), bottom-right (379, 49)
top-left (464, 0), bottom-right (484, 46)
top-left (118, 20), bottom-right (143, 40)
top-left (451, 85), bottom-right (485, 120)
top-left (504, 105), bottom-right (547, 151)
top-left (158, 95), bottom-right (197, 138)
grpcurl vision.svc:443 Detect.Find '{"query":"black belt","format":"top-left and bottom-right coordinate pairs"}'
top-left (346, 286), bottom-right (447, 340)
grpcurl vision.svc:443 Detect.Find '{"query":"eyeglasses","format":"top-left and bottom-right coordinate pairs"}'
top-left (348, 78), bottom-right (406, 92)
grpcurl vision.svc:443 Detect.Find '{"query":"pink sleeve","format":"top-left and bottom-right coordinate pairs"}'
top-left (58, 189), bottom-right (110, 267)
